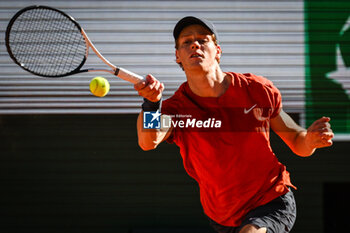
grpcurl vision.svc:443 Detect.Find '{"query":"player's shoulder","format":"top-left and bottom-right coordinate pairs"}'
top-left (163, 82), bottom-right (187, 105)
top-left (229, 72), bottom-right (276, 90)
top-left (241, 72), bottom-right (273, 86)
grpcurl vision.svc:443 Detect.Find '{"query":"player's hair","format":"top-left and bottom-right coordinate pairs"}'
top-left (175, 34), bottom-right (220, 70)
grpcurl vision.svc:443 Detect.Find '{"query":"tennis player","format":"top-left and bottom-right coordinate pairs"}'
top-left (134, 16), bottom-right (333, 233)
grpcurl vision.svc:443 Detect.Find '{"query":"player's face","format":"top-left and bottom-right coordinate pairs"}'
top-left (176, 24), bottom-right (221, 72)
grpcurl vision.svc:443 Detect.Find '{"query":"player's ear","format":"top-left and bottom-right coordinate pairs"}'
top-left (175, 49), bottom-right (181, 63)
top-left (216, 45), bottom-right (222, 61)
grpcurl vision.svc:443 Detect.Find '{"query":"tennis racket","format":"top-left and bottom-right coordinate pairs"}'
top-left (5, 5), bottom-right (144, 84)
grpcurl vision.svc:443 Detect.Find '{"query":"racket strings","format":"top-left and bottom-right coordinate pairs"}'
top-left (8, 8), bottom-right (86, 76)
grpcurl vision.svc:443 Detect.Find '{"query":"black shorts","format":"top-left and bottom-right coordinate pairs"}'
top-left (208, 190), bottom-right (297, 233)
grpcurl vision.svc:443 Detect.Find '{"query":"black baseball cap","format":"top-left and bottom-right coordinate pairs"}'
top-left (173, 16), bottom-right (218, 41)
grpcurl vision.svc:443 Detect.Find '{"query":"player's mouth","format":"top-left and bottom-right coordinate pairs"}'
top-left (190, 53), bottom-right (203, 59)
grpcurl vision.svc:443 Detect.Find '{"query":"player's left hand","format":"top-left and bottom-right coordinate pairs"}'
top-left (305, 116), bottom-right (334, 149)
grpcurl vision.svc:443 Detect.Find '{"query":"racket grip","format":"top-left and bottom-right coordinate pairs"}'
top-left (115, 68), bottom-right (144, 84)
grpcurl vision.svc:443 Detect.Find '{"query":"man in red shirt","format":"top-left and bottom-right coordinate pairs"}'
top-left (134, 16), bottom-right (333, 233)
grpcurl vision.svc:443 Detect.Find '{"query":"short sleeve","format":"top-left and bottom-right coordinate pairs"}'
top-left (246, 73), bottom-right (282, 119)
top-left (265, 81), bottom-right (282, 118)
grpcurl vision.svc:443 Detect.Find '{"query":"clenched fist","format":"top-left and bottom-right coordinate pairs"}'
top-left (134, 74), bottom-right (164, 102)
top-left (305, 117), bottom-right (334, 149)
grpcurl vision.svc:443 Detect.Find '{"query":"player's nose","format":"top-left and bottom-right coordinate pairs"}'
top-left (191, 41), bottom-right (200, 49)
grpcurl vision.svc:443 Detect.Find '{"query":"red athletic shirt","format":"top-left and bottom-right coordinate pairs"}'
top-left (161, 72), bottom-right (296, 227)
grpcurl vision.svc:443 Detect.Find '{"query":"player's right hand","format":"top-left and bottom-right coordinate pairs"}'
top-left (134, 74), bottom-right (164, 102)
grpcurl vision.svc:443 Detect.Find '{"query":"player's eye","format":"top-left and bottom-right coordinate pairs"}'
top-left (199, 38), bottom-right (209, 44)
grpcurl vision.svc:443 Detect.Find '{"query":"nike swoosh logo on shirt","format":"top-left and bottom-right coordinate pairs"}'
top-left (244, 104), bottom-right (257, 114)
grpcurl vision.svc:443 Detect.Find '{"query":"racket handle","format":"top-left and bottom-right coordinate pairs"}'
top-left (115, 68), bottom-right (144, 84)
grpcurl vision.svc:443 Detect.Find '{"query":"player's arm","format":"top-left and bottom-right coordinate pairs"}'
top-left (135, 74), bottom-right (172, 151)
top-left (270, 109), bottom-right (334, 157)
top-left (136, 112), bottom-right (173, 150)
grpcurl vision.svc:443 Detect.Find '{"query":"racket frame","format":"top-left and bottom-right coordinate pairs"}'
top-left (5, 5), bottom-right (144, 84)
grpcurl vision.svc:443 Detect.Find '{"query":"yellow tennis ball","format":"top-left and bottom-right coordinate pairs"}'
top-left (89, 77), bottom-right (110, 97)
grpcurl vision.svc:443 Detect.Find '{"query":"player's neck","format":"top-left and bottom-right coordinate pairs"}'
top-left (186, 66), bottom-right (230, 97)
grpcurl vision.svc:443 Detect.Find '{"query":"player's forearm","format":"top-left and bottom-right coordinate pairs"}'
top-left (292, 116), bottom-right (333, 156)
top-left (271, 110), bottom-right (316, 157)
top-left (272, 112), bottom-right (333, 157)
top-left (289, 130), bottom-right (316, 157)
top-left (137, 111), bottom-right (170, 151)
